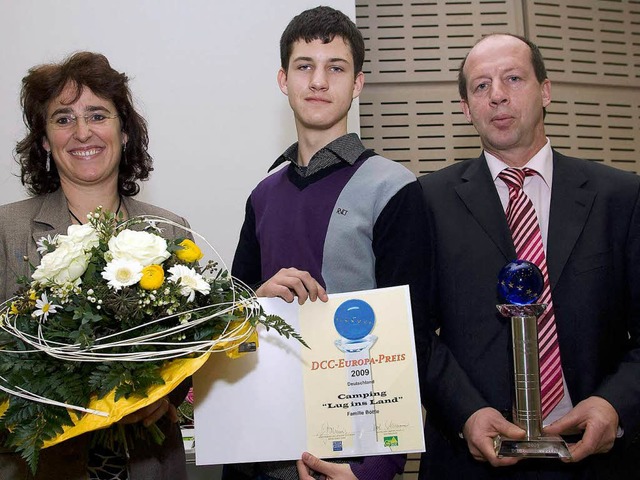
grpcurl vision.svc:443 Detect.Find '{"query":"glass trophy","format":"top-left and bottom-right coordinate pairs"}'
top-left (333, 299), bottom-right (386, 453)
top-left (494, 260), bottom-right (571, 459)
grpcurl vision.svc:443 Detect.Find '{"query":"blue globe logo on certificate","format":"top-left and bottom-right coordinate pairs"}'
top-left (334, 299), bottom-right (375, 340)
top-left (333, 299), bottom-right (377, 354)
top-left (497, 260), bottom-right (544, 305)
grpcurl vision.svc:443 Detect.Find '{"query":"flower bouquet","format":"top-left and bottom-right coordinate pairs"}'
top-left (0, 207), bottom-right (304, 473)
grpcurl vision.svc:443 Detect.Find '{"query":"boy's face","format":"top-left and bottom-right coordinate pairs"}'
top-left (277, 37), bottom-right (364, 136)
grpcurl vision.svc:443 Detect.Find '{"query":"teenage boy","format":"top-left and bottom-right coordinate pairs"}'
top-left (230, 6), bottom-right (430, 480)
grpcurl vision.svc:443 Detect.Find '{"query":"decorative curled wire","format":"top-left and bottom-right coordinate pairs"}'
top-left (0, 214), bottom-right (263, 414)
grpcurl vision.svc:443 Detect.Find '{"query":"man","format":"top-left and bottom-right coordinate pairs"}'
top-left (230, 6), bottom-right (429, 480)
top-left (416, 33), bottom-right (640, 478)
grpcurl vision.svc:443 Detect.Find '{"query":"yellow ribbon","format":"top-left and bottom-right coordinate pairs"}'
top-left (0, 322), bottom-right (259, 449)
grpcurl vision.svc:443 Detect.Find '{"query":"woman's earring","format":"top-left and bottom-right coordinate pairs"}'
top-left (46, 151), bottom-right (51, 172)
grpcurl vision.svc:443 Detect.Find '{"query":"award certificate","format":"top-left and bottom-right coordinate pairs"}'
top-left (193, 285), bottom-right (425, 465)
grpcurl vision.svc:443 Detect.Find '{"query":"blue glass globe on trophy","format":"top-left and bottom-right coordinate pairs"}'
top-left (497, 259), bottom-right (544, 305)
top-left (334, 299), bottom-right (377, 354)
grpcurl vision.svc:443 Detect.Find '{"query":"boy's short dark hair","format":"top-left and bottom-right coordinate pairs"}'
top-left (280, 6), bottom-right (365, 75)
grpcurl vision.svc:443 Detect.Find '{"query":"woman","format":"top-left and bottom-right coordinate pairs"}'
top-left (0, 52), bottom-right (189, 480)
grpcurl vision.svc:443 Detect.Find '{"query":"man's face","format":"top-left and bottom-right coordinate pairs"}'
top-left (277, 37), bottom-right (364, 137)
top-left (460, 35), bottom-right (551, 164)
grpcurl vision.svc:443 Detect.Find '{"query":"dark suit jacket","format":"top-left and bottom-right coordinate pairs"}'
top-left (416, 151), bottom-right (640, 479)
top-left (0, 189), bottom-right (190, 480)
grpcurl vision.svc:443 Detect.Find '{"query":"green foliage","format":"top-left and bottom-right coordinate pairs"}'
top-left (0, 208), bottom-right (305, 474)
top-left (262, 314), bottom-right (310, 349)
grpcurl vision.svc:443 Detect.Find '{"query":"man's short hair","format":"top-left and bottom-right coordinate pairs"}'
top-left (280, 6), bottom-right (365, 75)
top-left (457, 33), bottom-right (548, 101)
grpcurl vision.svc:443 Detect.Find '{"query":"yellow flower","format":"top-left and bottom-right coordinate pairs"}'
top-left (175, 239), bottom-right (203, 263)
top-left (139, 265), bottom-right (164, 290)
top-left (28, 290), bottom-right (37, 304)
top-left (9, 303), bottom-right (19, 315)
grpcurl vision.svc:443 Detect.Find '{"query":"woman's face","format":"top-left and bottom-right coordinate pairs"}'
top-left (42, 83), bottom-right (127, 191)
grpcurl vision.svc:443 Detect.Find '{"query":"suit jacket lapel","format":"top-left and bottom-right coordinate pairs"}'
top-left (29, 189), bottom-right (72, 265)
top-left (455, 155), bottom-right (515, 261)
top-left (123, 196), bottom-right (142, 217)
top-left (547, 151), bottom-right (595, 290)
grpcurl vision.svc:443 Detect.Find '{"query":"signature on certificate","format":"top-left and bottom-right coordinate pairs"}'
top-left (316, 421), bottom-right (348, 440)
top-left (377, 420), bottom-right (409, 434)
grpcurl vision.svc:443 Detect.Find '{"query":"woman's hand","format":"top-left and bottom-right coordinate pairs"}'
top-left (118, 397), bottom-right (178, 427)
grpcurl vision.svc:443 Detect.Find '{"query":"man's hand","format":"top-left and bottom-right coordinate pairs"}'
top-left (463, 407), bottom-right (526, 466)
top-left (543, 396), bottom-right (618, 462)
top-left (296, 452), bottom-right (357, 480)
top-left (256, 268), bottom-right (328, 305)
top-left (118, 397), bottom-right (178, 427)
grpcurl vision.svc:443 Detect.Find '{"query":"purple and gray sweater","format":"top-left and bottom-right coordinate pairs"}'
top-left (232, 138), bottom-right (430, 480)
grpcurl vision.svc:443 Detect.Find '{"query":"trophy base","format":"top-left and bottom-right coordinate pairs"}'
top-left (494, 435), bottom-right (572, 459)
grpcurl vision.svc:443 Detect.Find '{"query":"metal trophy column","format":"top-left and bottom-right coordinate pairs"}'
top-left (495, 261), bottom-right (571, 459)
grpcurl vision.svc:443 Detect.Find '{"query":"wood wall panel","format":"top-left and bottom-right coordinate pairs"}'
top-left (360, 83), bottom-right (475, 174)
top-left (547, 84), bottom-right (639, 172)
top-left (529, 1), bottom-right (640, 86)
top-left (357, 0), bottom-right (640, 177)
top-left (357, 1), bottom-right (524, 82)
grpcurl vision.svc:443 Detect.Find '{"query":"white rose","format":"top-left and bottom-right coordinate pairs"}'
top-left (107, 230), bottom-right (170, 267)
top-left (59, 224), bottom-right (100, 251)
top-left (32, 241), bottom-right (90, 285)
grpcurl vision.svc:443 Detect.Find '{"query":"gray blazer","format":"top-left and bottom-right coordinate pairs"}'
top-left (0, 189), bottom-right (190, 480)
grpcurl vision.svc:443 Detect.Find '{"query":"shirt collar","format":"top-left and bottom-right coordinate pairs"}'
top-left (485, 138), bottom-right (553, 188)
top-left (268, 133), bottom-right (365, 172)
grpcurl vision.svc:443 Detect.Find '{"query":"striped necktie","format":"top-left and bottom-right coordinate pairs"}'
top-left (498, 167), bottom-right (564, 419)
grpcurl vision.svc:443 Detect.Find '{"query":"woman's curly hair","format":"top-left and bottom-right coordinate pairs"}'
top-left (16, 51), bottom-right (153, 196)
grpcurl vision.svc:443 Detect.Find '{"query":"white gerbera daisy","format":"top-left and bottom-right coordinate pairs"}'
top-left (167, 265), bottom-right (210, 302)
top-left (101, 259), bottom-right (144, 290)
top-left (35, 234), bottom-right (59, 255)
top-left (33, 293), bottom-right (61, 322)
